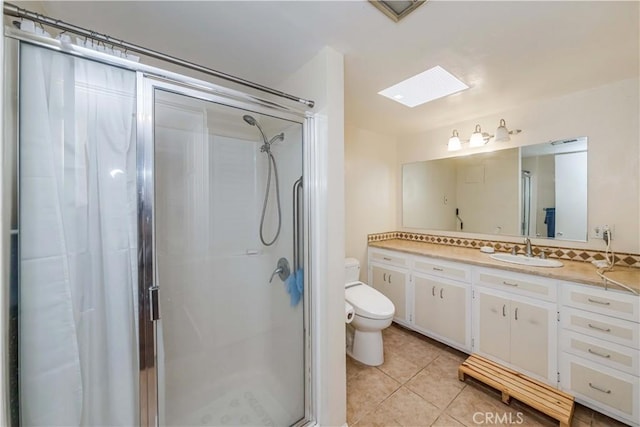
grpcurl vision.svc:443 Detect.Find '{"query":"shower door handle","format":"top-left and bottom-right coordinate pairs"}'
top-left (149, 286), bottom-right (160, 321)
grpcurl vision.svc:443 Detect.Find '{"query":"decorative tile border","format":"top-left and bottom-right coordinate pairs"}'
top-left (367, 231), bottom-right (640, 268)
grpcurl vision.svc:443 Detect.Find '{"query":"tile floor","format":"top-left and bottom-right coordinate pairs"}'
top-left (346, 323), bottom-right (629, 427)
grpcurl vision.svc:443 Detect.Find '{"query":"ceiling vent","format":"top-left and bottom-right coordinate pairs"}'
top-left (369, 0), bottom-right (427, 22)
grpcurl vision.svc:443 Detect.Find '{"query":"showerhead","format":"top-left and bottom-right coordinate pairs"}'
top-left (243, 115), bottom-right (257, 126)
top-left (243, 114), bottom-right (268, 145)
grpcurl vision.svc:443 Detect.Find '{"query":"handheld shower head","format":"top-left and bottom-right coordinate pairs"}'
top-left (243, 115), bottom-right (257, 126)
top-left (242, 114), bottom-right (268, 145)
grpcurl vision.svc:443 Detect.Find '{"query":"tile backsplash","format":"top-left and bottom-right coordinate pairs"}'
top-left (368, 231), bottom-right (640, 268)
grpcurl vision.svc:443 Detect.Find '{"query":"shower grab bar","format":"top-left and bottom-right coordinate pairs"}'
top-left (293, 177), bottom-right (303, 272)
top-left (3, 2), bottom-right (315, 108)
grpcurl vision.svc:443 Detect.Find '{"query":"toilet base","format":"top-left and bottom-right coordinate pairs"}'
top-left (349, 330), bottom-right (384, 366)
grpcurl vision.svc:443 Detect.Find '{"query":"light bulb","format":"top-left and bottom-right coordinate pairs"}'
top-left (469, 124), bottom-right (486, 147)
top-left (448, 130), bottom-right (461, 151)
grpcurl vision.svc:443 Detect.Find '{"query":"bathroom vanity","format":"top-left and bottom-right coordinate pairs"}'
top-left (368, 240), bottom-right (640, 426)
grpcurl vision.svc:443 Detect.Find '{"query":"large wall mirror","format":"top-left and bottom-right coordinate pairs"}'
top-left (402, 137), bottom-right (588, 242)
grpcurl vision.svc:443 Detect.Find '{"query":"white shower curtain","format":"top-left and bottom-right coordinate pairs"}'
top-left (19, 44), bottom-right (138, 426)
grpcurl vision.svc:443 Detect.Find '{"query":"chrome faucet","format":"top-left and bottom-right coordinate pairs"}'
top-left (524, 237), bottom-right (533, 257)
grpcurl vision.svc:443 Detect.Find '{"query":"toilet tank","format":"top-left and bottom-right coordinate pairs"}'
top-left (345, 258), bottom-right (361, 283)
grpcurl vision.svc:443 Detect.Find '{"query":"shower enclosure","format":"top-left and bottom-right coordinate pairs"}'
top-left (8, 29), bottom-right (311, 427)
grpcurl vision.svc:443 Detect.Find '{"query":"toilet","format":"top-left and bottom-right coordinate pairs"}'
top-left (344, 258), bottom-right (395, 366)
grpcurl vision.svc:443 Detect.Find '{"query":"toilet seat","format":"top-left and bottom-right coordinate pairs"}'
top-left (345, 282), bottom-right (394, 320)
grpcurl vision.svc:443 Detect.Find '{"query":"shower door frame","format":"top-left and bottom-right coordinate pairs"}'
top-left (3, 30), bottom-right (316, 427)
top-left (137, 76), bottom-right (314, 427)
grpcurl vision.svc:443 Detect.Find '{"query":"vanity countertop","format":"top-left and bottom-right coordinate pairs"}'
top-left (369, 239), bottom-right (640, 294)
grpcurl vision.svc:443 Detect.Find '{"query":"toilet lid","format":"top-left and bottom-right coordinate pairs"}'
top-left (345, 282), bottom-right (395, 320)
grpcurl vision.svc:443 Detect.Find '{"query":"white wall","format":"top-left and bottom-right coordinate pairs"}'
top-left (396, 78), bottom-right (640, 254)
top-left (345, 125), bottom-right (397, 280)
top-left (277, 47), bottom-right (346, 427)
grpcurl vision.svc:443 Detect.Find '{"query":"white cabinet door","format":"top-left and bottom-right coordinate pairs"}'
top-left (477, 290), bottom-right (510, 363)
top-left (414, 274), bottom-right (468, 348)
top-left (413, 275), bottom-right (439, 332)
top-left (370, 263), bottom-right (407, 322)
top-left (475, 287), bottom-right (557, 383)
top-left (510, 298), bottom-right (550, 380)
top-left (437, 280), bottom-right (468, 348)
top-left (412, 263), bottom-right (471, 351)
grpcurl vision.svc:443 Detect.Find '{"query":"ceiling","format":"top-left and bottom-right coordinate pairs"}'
top-left (19, 1), bottom-right (640, 136)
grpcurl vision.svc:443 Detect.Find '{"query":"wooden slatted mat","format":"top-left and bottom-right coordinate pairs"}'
top-left (458, 354), bottom-right (574, 427)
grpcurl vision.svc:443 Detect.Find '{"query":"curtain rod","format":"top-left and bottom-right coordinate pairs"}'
top-left (3, 2), bottom-right (315, 109)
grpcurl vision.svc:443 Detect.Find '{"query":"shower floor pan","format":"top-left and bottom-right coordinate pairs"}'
top-left (163, 371), bottom-right (298, 427)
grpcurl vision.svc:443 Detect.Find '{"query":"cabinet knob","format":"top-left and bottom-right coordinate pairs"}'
top-left (502, 304), bottom-right (506, 317)
top-left (432, 286), bottom-right (436, 297)
top-left (440, 288), bottom-right (444, 299)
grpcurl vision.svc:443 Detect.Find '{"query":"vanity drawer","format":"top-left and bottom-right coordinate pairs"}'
top-left (413, 256), bottom-right (471, 283)
top-left (560, 354), bottom-right (638, 423)
top-left (561, 283), bottom-right (639, 323)
top-left (368, 249), bottom-right (409, 268)
top-left (473, 267), bottom-right (557, 302)
top-left (560, 329), bottom-right (639, 376)
top-left (562, 307), bottom-right (639, 349)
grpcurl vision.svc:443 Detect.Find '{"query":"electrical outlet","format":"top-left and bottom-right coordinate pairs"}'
top-left (592, 224), bottom-right (615, 239)
top-left (592, 225), bottom-right (603, 239)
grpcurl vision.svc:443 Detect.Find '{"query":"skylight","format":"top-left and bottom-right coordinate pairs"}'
top-left (378, 66), bottom-right (469, 108)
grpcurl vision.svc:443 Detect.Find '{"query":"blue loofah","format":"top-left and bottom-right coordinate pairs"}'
top-left (286, 269), bottom-right (304, 307)
top-left (295, 268), bottom-right (303, 295)
top-left (286, 273), bottom-right (299, 306)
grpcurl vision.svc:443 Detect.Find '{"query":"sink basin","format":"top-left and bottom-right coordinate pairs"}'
top-left (489, 253), bottom-right (563, 268)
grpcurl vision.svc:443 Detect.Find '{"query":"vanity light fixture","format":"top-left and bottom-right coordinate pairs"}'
top-left (447, 130), bottom-right (462, 151)
top-left (494, 118), bottom-right (522, 142)
top-left (469, 124), bottom-right (487, 147)
top-left (447, 119), bottom-right (522, 151)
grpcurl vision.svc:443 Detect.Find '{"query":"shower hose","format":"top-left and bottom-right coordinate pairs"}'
top-left (260, 150), bottom-right (282, 246)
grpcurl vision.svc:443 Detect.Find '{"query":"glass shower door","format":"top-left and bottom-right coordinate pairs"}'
top-left (149, 86), bottom-right (306, 426)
